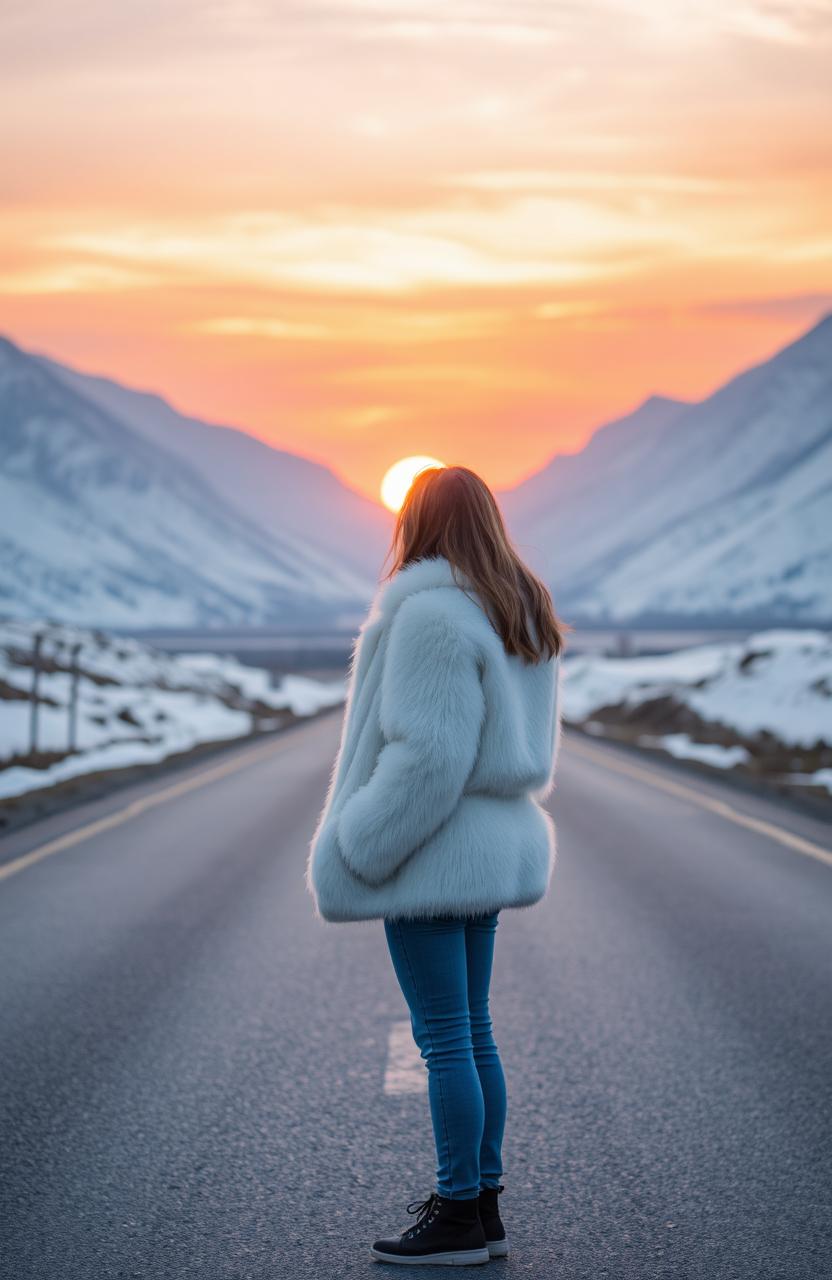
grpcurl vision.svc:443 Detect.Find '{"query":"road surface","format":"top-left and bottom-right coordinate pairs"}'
top-left (1, 711), bottom-right (830, 1279)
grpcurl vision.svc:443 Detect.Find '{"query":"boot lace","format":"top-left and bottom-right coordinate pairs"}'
top-left (402, 1193), bottom-right (440, 1238)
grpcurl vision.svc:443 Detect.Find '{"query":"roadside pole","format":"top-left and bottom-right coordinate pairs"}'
top-left (29, 632), bottom-right (43, 755)
top-left (68, 641), bottom-right (82, 753)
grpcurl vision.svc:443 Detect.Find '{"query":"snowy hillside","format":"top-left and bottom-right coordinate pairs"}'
top-left (502, 314), bottom-right (832, 625)
top-left (5, 313), bottom-right (830, 630)
top-left (561, 629), bottom-right (832, 795)
top-left (36, 348), bottom-right (392, 583)
top-left (501, 394), bottom-right (689, 535)
top-left (0, 618), bottom-right (346, 801)
top-left (0, 336), bottom-right (375, 628)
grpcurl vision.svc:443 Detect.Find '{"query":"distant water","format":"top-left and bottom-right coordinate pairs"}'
top-left (564, 628), bottom-right (756, 658)
top-left (121, 623), bottom-right (764, 670)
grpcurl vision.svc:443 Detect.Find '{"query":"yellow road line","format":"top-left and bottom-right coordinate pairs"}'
top-left (565, 735), bottom-right (832, 870)
top-left (0, 723), bottom-right (321, 885)
top-left (4, 718), bottom-right (827, 884)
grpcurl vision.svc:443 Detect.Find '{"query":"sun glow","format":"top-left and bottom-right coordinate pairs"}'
top-left (380, 456), bottom-right (446, 512)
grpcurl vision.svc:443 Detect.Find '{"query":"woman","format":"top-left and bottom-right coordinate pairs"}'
top-left (306, 464), bottom-right (566, 1266)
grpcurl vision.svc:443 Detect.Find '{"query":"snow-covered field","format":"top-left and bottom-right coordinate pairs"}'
top-left (562, 629), bottom-right (832, 795)
top-left (0, 619), bottom-right (346, 801)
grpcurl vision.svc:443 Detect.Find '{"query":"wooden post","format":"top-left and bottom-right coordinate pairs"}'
top-left (68, 641), bottom-right (82, 753)
top-left (29, 633), bottom-right (43, 756)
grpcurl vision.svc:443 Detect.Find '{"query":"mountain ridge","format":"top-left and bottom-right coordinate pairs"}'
top-left (0, 335), bottom-right (375, 627)
top-left (2, 312), bottom-right (830, 627)
top-left (503, 311), bottom-right (832, 624)
top-left (31, 344), bottom-right (392, 583)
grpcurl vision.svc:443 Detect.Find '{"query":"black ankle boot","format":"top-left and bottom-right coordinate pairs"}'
top-left (477, 1184), bottom-right (508, 1257)
top-left (370, 1191), bottom-right (490, 1265)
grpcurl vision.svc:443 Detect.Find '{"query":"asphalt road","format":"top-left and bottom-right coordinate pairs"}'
top-left (1, 712), bottom-right (830, 1279)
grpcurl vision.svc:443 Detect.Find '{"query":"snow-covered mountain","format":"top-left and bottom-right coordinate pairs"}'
top-left (500, 314), bottom-right (832, 625)
top-left (0, 336), bottom-right (376, 628)
top-left (34, 349), bottom-right (392, 585)
top-left (3, 313), bottom-right (830, 631)
top-left (502, 394), bottom-right (690, 535)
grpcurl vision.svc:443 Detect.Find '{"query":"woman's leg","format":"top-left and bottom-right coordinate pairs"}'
top-left (383, 916), bottom-right (485, 1200)
top-left (464, 911), bottom-right (507, 1190)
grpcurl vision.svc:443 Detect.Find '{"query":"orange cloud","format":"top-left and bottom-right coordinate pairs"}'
top-left (1, 0), bottom-right (830, 498)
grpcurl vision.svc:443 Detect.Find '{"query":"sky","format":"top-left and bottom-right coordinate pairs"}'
top-left (2, 0), bottom-right (831, 501)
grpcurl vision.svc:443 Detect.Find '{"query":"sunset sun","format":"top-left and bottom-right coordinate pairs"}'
top-left (380, 456), bottom-right (446, 512)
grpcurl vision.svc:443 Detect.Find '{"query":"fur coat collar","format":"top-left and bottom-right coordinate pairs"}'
top-left (363, 554), bottom-right (472, 629)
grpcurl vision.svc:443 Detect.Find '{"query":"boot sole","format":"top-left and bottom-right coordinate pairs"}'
top-left (486, 1238), bottom-right (509, 1258)
top-left (370, 1246), bottom-right (490, 1265)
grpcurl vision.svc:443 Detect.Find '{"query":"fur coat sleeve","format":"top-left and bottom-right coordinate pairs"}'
top-left (335, 591), bottom-right (486, 887)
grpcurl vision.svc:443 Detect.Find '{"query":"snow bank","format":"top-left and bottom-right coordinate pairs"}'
top-left (562, 629), bottom-right (830, 749)
top-left (562, 628), bottom-right (831, 789)
top-left (0, 619), bottom-right (346, 800)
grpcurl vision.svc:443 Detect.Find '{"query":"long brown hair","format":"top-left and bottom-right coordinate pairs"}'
top-left (382, 465), bottom-right (568, 663)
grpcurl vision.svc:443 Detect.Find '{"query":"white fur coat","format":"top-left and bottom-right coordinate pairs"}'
top-left (305, 554), bottom-right (562, 922)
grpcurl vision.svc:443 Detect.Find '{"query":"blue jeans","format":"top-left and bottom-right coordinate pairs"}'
top-left (383, 911), bottom-right (507, 1200)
